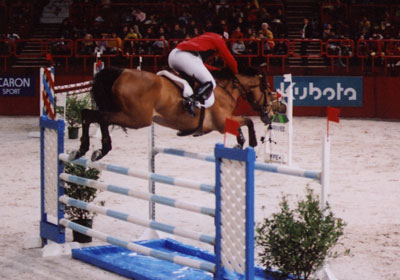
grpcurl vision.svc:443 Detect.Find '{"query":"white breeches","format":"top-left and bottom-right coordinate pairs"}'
top-left (168, 48), bottom-right (216, 107)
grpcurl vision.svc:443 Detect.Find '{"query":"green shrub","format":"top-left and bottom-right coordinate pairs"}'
top-left (63, 162), bottom-right (101, 220)
top-left (255, 189), bottom-right (346, 280)
top-left (65, 95), bottom-right (91, 128)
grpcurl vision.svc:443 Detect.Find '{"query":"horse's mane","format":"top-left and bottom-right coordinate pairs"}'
top-left (212, 66), bottom-right (261, 81)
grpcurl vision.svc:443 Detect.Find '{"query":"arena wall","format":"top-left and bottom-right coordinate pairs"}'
top-left (1, 73), bottom-right (399, 119)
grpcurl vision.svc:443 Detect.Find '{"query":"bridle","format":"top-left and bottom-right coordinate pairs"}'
top-left (231, 72), bottom-right (274, 123)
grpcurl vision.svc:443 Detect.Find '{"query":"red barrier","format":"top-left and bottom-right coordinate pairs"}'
top-left (0, 39), bottom-right (12, 72)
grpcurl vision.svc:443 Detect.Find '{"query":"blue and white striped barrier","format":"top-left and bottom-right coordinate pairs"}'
top-left (59, 172), bottom-right (215, 217)
top-left (59, 153), bottom-right (215, 193)
top-left (59, 219), bottom-right (216, 273)
top-left (59, 195), bottom-right (215, 245)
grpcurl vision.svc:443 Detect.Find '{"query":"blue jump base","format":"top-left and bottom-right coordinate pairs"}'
top-left (72, 238), bottom-right (292, 280)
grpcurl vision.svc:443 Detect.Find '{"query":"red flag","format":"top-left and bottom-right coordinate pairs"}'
top-left (327, 107), bottom-right (340, 123)
top-left (96, 59), bottom-right (103, 68)
top-left (275, 89), bottom-right (282, 99)
top-left (224, 118), bottom-right (240, 136)
top-left (45, 53), bottom-right (52, 61)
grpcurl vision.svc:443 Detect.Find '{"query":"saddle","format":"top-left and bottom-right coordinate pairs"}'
top-left (156, 70), bottom-right (207, 137)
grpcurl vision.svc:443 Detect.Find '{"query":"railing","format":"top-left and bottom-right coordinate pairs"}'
top-left (122, 38), bottom-right (168, 72)
top-left (227, 38), bottom-right (261, 67)
top-left (325, 39), bottom-right (354, 73)
top-left (262, 39), bottom-right (290, 72)
top-left (14, 39), bottom-right (47, 58)
top-left (381, 39), bottom-right (400, 73)
top-left (356, 39), bottom-right (382, 72)
top-left (74, 38), bottom-right (120, 72)
top-left (1, 38), bottom-right (400, 74)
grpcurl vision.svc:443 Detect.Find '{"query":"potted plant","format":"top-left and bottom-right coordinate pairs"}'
top-left (255, 188), bottom-right (347, 280)
top-left (64, 162), bottom-right (101, 243)
top-left (65, 95), bottom-right (91, 139)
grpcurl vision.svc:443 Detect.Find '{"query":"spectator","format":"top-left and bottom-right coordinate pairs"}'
top-left (358, 16), bottom-right (371, 35)
top-left (170, 23), bottom-right (185, 40)
top-left (230, 26), bottom-right (244, 40)
top-left (300, 17), bottom-right (312, 65)
top-left (80, 33), bottom-right (95, 55)
top-left (245, 33), bottom-right (259, 55)
top-left (106, 31), bottom-right (122, 54)
top-left (124, 26), bottom-right (139, 55)
top-left (152, 34), bottom-right (168, 54)
top-left (231, 37), bottom-right (246, 54)
top-left (323, 26), bottom-right (346, 67)
top-left (94, 33), bottom-right (108, 55)
top-left (139, 26), bottom-right (155, 54)
top-left (132, 9), bottom-right (146, 25)
top-left (59, 18), bottom-right (74, 39)
top-left (259, 23), bottom-right (275, 54)
top-left (214, 18), bottom-right (229, 39)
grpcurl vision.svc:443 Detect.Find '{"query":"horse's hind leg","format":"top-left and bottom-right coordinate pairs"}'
top-left (69, 109), bottom-right (112, 161)
top-left (90, 115), bottom-right (112, 161)
top-left (69, 109), bottom-right (94, 160)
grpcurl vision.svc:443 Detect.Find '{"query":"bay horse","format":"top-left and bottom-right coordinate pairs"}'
top-left (69, 67), bottom-right (285, 161)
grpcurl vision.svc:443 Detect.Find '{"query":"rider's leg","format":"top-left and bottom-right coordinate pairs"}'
top-left (168, 49), bottom-right (216, 115)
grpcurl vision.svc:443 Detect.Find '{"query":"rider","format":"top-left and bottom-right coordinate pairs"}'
top-left (168, 32), bottom-right (238, 116)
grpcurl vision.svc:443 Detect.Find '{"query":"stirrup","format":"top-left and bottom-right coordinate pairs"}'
top-left (182, 97), bottom-right (195, 117)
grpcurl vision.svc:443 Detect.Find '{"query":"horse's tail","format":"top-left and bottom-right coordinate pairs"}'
top-left (91, 68), bottom-right (123, 112)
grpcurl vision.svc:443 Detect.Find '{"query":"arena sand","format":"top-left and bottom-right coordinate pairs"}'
top-left (0, 116), bottom-right (399, 280)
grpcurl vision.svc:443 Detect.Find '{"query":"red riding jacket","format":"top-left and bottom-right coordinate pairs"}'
top-left (176, 32), bottom-right (238, 74)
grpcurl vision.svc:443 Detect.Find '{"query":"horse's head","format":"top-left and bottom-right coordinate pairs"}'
top-left (234, 69), bottom-right (286, 125)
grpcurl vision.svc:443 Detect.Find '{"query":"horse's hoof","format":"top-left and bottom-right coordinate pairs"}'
top-left (233, 144), bottom-right (243, 149)
top-left (91, 150), bottom-right (103, 161)
top-left (68, 150), bottom-right (81, 161)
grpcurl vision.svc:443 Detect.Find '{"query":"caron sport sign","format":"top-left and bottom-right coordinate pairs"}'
top-left (0, 76), bottom-right (36, 97)
top-left (274, 76), bottom-right (363, 107)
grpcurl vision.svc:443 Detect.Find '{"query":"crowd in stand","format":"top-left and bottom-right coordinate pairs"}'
top-left (55, 0), bottom-right (287, 61)
top-left (1, 0), bottom-right (400, 67)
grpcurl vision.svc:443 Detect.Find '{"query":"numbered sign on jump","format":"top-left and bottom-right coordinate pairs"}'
top-left (265, 74), bottom-right (293, 165)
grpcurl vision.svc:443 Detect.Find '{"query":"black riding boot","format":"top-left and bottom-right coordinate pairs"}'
top-left (182, 81), bottom-right (213, 117)
top-left (195, 81), bottom-right (213, 102)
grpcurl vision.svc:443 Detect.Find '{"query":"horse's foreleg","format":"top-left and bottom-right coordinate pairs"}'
top-left (235, 128), bottom-right (245, 149)
top-left (244, 118), bottom-right (257, 147)
top-left (235, 120), bottom-right (257, 148)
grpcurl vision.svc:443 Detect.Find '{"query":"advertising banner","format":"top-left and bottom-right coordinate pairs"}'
top-left (0, 76), bottom-right (36, 97)
top-left (274, 76), bottom-right (363, 107)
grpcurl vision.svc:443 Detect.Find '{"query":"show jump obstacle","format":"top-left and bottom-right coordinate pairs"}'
top-left (40, 116), bottom-right (275, 280)
top-left (38, 67), bottom-right (331, 279)
top-left (39, 61), bottom-right (104, 120)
